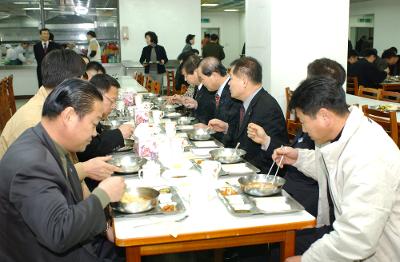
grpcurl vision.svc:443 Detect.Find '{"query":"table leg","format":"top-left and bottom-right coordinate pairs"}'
top-left (280, 230), bottom-right (295, 262)
top-left (126, 246), bottom-right (141, 262)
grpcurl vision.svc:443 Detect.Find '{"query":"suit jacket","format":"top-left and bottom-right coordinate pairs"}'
top-left (0, 124), bottom-right (107, 262)
top-left (202, 42), bottom-right (225, 61)
top-left (193, 85), bottom-right (216, 124)
top-left (139, 45), bottom-right (168, 74)
top-left (213, 81), bottom-right (242, 141)
top-left (77, 123), bottom-right (124, 162)
top-left (224, 88), bottom-right (288, 173)
top-left (351, 58), bottom-right (387, 88)
top-left (33, 41), bottom-right (60, 68)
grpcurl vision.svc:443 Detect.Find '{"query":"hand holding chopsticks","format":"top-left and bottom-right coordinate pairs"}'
top-left (272, 146), bottom-right (299, 168)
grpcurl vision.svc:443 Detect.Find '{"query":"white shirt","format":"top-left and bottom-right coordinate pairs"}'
top-left (15, 45), bottom-right (27, 62)
top-left (6, 48), bottom-right (18, 60)
top-left (88, 38), bottom-right (101, 62)
top-left (216, 76), bottom-right (231, 97)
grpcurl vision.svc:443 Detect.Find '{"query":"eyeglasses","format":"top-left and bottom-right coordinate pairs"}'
top-left (104, 95), bottom-right (117, 106)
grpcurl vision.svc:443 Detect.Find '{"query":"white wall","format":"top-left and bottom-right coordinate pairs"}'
top-left (350, 0), bottom-right (400, 54)
top-left (246, 0), bottom-right (350, 111)
top-left (119, 0), bottom-right (201, 62)
top-left (201, 12), bottom-right (244, 66)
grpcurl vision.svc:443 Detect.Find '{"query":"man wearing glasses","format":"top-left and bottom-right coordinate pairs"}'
top-left (77, 74), bottom-right (134, 189)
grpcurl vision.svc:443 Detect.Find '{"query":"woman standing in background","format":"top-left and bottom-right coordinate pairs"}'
top-left (139, 31), bottom-right (168, 88)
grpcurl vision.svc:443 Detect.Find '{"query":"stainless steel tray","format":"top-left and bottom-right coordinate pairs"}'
top-left (112, 186), bottom-right (186, 218)
top-left (216, 188), bottom-right (304, 217)
top-left (220, 162), bottom-right (260, 176)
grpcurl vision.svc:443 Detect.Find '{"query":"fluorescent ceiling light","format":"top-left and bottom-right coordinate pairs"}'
top-left (201, 4), bottom-right (219, 7)
top-left (13, 2), bottom-right (31, 4)
top-left (95, 8), bottom-right (116, 10)
top-left (23, 7), bottom-right (54, 10)
top-left (75, 6), bottom-right (89, 15)
top-left (224, 9), bottom-right (239, 12)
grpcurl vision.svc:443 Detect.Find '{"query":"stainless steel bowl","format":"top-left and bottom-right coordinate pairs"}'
top-left (177, 116), bottom-right (195, 125)
top-left (164, 112), bottom-right (182, 119)
top-left (187, 128), bottom-right (216, 140)
top-left (209, 148), bottom-right (247, 164)
top-left (238, 174), bottom-right (286, 197)
top-left (119, 187), bottom-right (160, 213)
top-left (108, 154), bottom-right (146, 173)
top-left (162, 104), bottom-right (179, 112)
top-left (101, 119), bottom-right (125, 130)
top-left (142, 93), bottom-right (158, 100)
top-left (153, 97), bottom-right (167, 106)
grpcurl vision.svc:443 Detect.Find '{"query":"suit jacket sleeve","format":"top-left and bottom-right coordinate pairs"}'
top-left (33, 44), bottom-right (41, 63)
top-left (220, 46), bottom-right (225, 60)
top-left (161, 46), bottom-right (168, 64)
top-left (9, 163), bottom-right (107, 253)
top-left (77, 128), bottom-right (124, 162)
top-left (140, 47), bottom-right (147, 64)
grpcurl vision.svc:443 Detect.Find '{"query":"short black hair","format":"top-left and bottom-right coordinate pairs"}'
top-left (289, 77), bottom-right (349, 117)
top-left (86, 61), bottom-right (106, 74)
top-left (307, 58), bottom-right (346, 86)
top-left (86, 31), bottom-right (96, 38)
top-left (182, 55), bottom-right (201, 74)
top-left (178, 50), bottom-right (195, 62)
top-left (348, 49), bottom-right (359, 59)
top-left (361, 48), bottom-right (378, 57)
top-left (210, 34), bottom-right (219, 41)
top-left (42, 78), bottom-right (103, 119)
top-left (199, 57), bottom-right (227, 77)
top-left (90, 74), bottom-right (120, 93)
top-left (145, 31), bottom-right (158, 44)
top-left (204, 33), bottom-right (210, 38)
top-left (388, 47), bottom-right (398, 54)
top-left (382, 49), bottom-right (397, 59)
top-left (230, 56), bottom-right (262, 84)
top-left (39, 28), bottom-right (49, 34)
top-left (41, 49), bottom-right (86, 89)
top-left (185, 34), bottom-right (195, 44)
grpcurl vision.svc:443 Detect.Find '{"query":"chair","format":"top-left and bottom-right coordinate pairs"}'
top-left (144, 76), bottom-right (152, 91)
top-left (0, 78), bottom-right (14, 131)
top-left (358, 86), bottom-right (381, 100)
top-left (346, 76), bottom-right (359, 95)
top-left (136, 73), bottom-right (144, 86)
top-left (6, 75), bottom-right (16, 114)
top-left (287, 120), bottom-right (302, 141)
top-left (151, 81), bottom-right (161, 95)
top-left (379, 90), bottom-right (400, 103)
top-left (166, 70), bottom-right (175, 96)
top-left (179, 84), bottom-right (188, 95)
top-left (362, 105), bottom-right (398, 145)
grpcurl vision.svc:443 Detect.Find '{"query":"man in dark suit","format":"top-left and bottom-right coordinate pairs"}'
top-left (33, 28), bottom-right (60, 87)
top-left (351, 48), bottom-right (387, 88)
top-left (197, 57), bottom-right (241, 141)
top-left (208, 57), bottom-right (288, 173)
top-left (0, 78), bottom-right (126, 261)
top-left (77, 74), bottom-right (134, 190)
top-left (178, 54), bottom-right (216, 124)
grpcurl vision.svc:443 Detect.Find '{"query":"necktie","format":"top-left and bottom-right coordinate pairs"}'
top-left (43, 43), bottom-right (47, 53)
top-left (239, 105), bottom-right (245, 127)
top-left (215, 94), bottom-right (221, 108)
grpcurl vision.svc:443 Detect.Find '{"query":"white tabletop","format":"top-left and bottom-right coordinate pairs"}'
top-left (346, 94), bottom-right (400, 119)
top-left (114, 173), bottom-right (315, 242)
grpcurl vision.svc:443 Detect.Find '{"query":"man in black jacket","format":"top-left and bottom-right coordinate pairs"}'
top-left (208, 57), bottom-right (288, 173)
top-left (77, 74), bottom-right (134, 188)
top-left (197, 57), bottom-right (241, 141)
top-left (351, 48), bottom-right (387, 88)
top-left (33, 28), bottom-right (60, 87)
top-left (0, 79), bottom-right (125, 262)
top-left (179, 55), bottom-right (216, 124)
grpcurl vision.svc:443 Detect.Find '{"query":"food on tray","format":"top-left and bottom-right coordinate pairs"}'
top-left (160, 202), bottom-right (177, 212)
top-left (219, 187), bottom-right (238, 196)
top-left (120, 193), bottom-right (151, 204)
top-left (246, 182), bottom-right (277, 190)
top-left (194, 159), bottom-right (204, 165)
top-left (159, 187), bottom-right (171, 194)
top-left (377, 104), bottom-right (399, 111)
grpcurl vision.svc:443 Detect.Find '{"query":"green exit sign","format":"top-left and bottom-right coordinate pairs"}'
top-left (201, 18), bottom-right (210, 23)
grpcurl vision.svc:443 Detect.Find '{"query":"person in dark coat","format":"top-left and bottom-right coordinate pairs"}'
top-left (33, 28), bottom-right (61, 87)
top-left (351, 48), bottom-right (387, 88)
top-left (180, 55), bottom-right (216, 124)
top-left (0, 78), bottom-right (126, 262)
top-left (197, 57), bottom-right (241, 141)
top-left (202, 34), bottom-right (225, 61)
top-left (210, 57), bottom-right (288, 173)
top-left (139, 31), bottom-right (168, 87)
top-left (77, 74), bottom-right (134, 190)
top-left (347, 49), bottom-right (359, 77)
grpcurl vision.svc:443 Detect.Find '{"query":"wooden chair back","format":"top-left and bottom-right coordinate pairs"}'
top-left (362, 105), bottom-right (398, 145)
top-left (287, 120), bottom-right (302, 141)
top-left (136, 73), bottom-right (145, 86)
top-left (358, 86), bottom-right (381, 100)
top-left (346, 76), bottom-right (359, 95)
top-left (6, 75), bottom-right (16, 114)
top-left (379, 90), bottom-right (400, 103)
top-left (145, 76), bottom-right (152, 91)
top-left (151, 81), bottom-right (161, 94)
top-left (0, 78), bottom-right (13, 131)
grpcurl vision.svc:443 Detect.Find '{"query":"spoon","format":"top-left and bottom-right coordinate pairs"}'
top-left (233, 142), bottom-right (241, 157)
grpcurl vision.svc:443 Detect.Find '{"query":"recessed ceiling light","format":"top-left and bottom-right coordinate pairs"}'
top-left (201, 4), bottom-right (219, 7)
top-left (23, 7), bottom-right (54, 10)
top-left (13, 2), bottom-right (31, 4)
top-left (94, 8), bottom-right (116, 10)
top-left (224, 9), bottom-right (239, 12)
